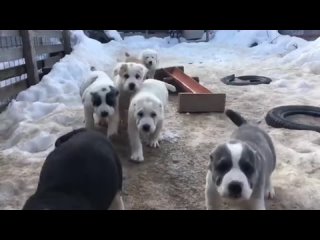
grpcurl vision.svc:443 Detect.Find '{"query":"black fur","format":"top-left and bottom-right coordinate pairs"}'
top-left (106, 86), bottom-right (119, 107)
top-left (23, 129), bottom-right (122, 210)
top-left (91, 92), bottom-right (102, 107)
top-left (225, 109), bottom-right (247, 127)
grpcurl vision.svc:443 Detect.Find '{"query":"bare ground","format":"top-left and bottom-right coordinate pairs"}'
top-left (1, 51), bottom-right (320, 210)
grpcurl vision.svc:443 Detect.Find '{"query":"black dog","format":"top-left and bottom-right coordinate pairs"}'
top-left (23, 128), bottom-right (124, 210)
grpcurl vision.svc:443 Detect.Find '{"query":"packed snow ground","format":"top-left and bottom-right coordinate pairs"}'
top-left (1, 30), bottom-right (320, 209)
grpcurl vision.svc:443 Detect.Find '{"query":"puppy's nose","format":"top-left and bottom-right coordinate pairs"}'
top-left (101, 111), bottom-right (109, 118)
top-left (142, 124), bottom-right (150, 132)
top-left (148, 61), bottom-right (152, 65)
top-left (228, 181), bottom-right (242, 198)
top-left (129, 83), bottom-right (135, 90)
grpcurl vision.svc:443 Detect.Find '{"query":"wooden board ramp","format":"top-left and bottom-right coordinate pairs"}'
top-left (155, 67), bottom-right (226, 113)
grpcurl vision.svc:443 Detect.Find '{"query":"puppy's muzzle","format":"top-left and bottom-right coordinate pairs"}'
top-left (101, 111), bottom-right (109, 118)
top-left (129, 83), bottom-right (136, 91)
top-left (142, 124), bottom-right (150, 132)
top-left (228, 181), bottom-right (243, 199)
top-left (148, 61), bottom-right (153, 66)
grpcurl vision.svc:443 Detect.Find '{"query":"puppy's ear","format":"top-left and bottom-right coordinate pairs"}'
top-left (55, 128), bottom-right (86, 148)
top-left (113, 62), bottom-right (127, 77)
top-left (109, 86), bottom-right (119, 96)
top-left (119, 63), bottom-right (128, 76)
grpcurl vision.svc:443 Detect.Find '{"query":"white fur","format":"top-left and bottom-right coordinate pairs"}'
top-left (140, 49), bottom-right (159, 79)
top-left (108, 191), bottom-right (125, 210)
top-left (81, 70), bottom-right (119, 137)
top-left (113, 62), bottom-right (149, 129)
top-left (128, 79), bottom-right (176, 162)
top-left (205, 142), bottom-right (264, 210)
top-left (216, 143), bottom-right (253, 200)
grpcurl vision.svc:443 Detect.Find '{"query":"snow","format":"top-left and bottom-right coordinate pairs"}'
top-left (1, 30), bottom-right (320, 209)
top-left (104, 30), bottom-right (123, 41)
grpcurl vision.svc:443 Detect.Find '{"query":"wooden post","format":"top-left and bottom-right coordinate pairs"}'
top-left (20, 30), bottom-right (39, 87)
top-left (205, 30), bottom-right (209, 42)
top-left (62, 30), bottom-right (72, 54)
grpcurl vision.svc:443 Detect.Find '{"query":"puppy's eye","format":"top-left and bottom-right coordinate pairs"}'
top-left (137, 111), bottom-right (143, 118)
top-left (240, 161), bottom-right (254, 176)
top-left (216, 160), bottom-right (232, 173)
top-left (135, 74), bottom-right (140, 79)
top-left (151, 112), bottom-right (157, 118)
top-left (124, 74), bottom-right (129, 79)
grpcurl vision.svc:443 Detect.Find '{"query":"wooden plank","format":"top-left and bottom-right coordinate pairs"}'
top-left (0, 65), bottom-right (26, 82)
top-left (178, 93), bottom-right (226, 113)
top-left (0, 47), bottom-right (23, 62)
top-left (62, 30), bottom-right (72, 54)
top-left (32, 30), bottom-right (62, 38)
top-left (0, 30), bottom-right (20, 37)
top-left (35, 44), bottom-right (64, 55)
top-left (21, 30), bottom-right (39, 86)
top-left (0, 79), bottom-right (28, 102)
top-left (154, 66), bottom-right (184, 80)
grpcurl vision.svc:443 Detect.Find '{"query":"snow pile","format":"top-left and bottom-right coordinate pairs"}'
top-left (104, 30), bottom-right (123, 41)
top-left (282, 37), bottom-right (320, 74)
top-left (0, 31), bottom-right (124, 158)
top-left (211, 30), bottom-right (309, 57)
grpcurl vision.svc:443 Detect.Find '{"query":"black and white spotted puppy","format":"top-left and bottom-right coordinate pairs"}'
top-left (205, 109), bottom-right (276, 210)
top-left (80, 69), bottom-right (119, 137)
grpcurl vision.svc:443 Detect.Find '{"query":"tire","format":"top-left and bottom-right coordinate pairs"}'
top-left (265, 105), bottom-right (320, 132)
top-left (221, 74), bottom-right (272, 86)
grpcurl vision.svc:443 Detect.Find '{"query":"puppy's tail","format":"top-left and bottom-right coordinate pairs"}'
top-left (225, 109), bottom-right (247, 127)
top-left (164, 83), bottom-right (176, 92)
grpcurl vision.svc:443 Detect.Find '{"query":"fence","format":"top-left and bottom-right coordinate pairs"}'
top-left (0, 30), bottom-right (71, 112)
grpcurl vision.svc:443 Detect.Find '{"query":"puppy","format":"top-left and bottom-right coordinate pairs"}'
top-left (113, 62), bottom-right (148, 129)
top-left (23, 129), bottom-right (124, 210)
top-left (123, 49), bottom-right (159, 79)
top-left (128, 79), bottom-right (176, 162)
top-left (81, 70), bottom-right (120, 137)
top-left (140, 49), bottom-right (159, 79)
top-left (205, 109), bottom-right (276, 210)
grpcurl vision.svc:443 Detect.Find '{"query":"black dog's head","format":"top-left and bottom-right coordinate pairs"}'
top-left (55, 128), bottom-right (87, 148)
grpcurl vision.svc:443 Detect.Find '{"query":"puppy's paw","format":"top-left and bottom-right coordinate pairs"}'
top-left (130, 151), bottom-right (144, 162)
top-left (265, 186), bottom-right (275, 200)
top-left (148, 139), bottom-right (160, 148)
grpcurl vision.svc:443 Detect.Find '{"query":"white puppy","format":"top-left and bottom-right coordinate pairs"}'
top-left (123, 49), bottom-right (159, 79)
top-left (140, 49), bottom-right (159, 79)
top-left (81, 70), bottom-right (120, 137)
top-left (128, 79), bottom-right (176, 162)
top-left (113, 62), bottom-right (148, 128)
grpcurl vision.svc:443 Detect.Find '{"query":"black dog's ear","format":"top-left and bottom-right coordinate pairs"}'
top-left (55, 128), bottom-right (86, 148)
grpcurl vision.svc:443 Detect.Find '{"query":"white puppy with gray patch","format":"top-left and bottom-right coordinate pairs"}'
top-left (128, 79), bottom-right (176, 162)
top-left (205, 109), bottom-right (276, 210)
top-left (81, 70), bottom-right (120, 137)
top-left (113, 62), bottom-right (148, 128)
